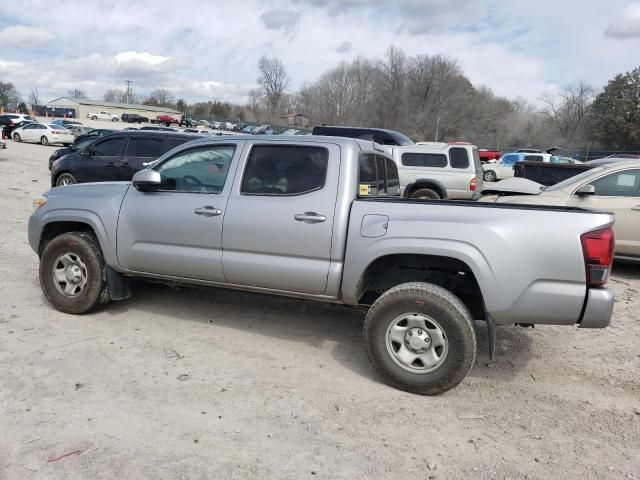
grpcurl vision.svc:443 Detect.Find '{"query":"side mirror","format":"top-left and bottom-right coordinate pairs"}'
top-left (575, 184), bottom-right (596, 196)
top-left (80, 147), bottom-right (92, 157)
top-left (132, 169), bottom-right (161, 192)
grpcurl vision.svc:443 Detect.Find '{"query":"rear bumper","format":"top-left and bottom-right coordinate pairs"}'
top-left (579, 288), bottom-right (614, 328)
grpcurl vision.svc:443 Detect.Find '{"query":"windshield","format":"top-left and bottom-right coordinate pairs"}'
top-left (545, 166), bottom-right (605, 191)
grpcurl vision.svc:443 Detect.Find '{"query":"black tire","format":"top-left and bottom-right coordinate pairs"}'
top-left (410, 188), bottom-right (441, 200)
top-left (56, 173), bottom-right (77, 187)
top-left (112, 117), bottom-right (119, 122)
top-left (40, 136), bottom-right (49, 146)
top-left (13, 133), bottom-right (21, 142)
top-left (364, 282), bottom-right (477, 395)
top-left (92, 115), bottom-right (98, 121)
top-left (39, 232), bottom-right (110, 314)
top-left (483, 170), bottom-right (497, 182)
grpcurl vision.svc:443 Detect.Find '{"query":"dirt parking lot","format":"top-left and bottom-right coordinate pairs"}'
top-left (0, 139), bottom-right (639, 479)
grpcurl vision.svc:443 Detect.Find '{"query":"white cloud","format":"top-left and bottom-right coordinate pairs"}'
top-left (335, 40), bottom-right (352, 53)
top-left (0, 25), bottom-right (52, 48)
top-left (605, 3), bottom-right (640, 38)
top-left (110, 51), bottom-right (183, 78)
top-left (260, 9), bottom-right (302, 35)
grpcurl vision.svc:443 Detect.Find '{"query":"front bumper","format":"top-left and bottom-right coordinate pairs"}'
top-left (579, 288), bottom-right (614, 328)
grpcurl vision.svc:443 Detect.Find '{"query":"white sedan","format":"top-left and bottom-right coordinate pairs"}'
top-left (12, 123), bottom-right (75, 146)
top-left (87, 111), bottom-right (119, 121)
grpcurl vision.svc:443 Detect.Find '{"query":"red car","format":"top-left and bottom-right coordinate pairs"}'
top-left (156, 115), bottom-right (178, 126)
top-left (478, 149), bottom-right (502, 163)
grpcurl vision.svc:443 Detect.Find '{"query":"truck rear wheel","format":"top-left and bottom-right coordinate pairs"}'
top-left (39, 232), bottom-right (110, 314)
top-left (364, 282), bottom-right (476, 395)
top-left (410, 188), bottom-right (441, 200)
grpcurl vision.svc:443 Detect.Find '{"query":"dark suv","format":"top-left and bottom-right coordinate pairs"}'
top-left (121, 113), bottom-right (149, 123)
top-left (312, 125), bottom-right (413, 146)
top-left (50, 131), bottom-right (203, 187)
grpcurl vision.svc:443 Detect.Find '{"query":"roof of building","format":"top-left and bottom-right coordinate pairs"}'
top-left (47, 97), bottom-right (181, 114)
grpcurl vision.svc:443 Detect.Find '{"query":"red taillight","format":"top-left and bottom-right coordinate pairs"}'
top-left (470, 178), bottom-right (477, 192)
top-left (581, 228), bottom-right (615, 286)
top-left (52, 130), bottom-right (64, 134)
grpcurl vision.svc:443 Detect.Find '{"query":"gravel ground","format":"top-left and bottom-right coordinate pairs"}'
top-left (0, 139), bottom-right (639, 480)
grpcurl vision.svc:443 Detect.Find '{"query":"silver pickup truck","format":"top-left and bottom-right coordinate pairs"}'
top-left (28, 136), bottom-right (615, 395)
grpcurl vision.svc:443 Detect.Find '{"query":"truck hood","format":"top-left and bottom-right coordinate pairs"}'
top-left (480, 177), bottom-right (545, 195)
top-left (47, 181), bottom-right (132, 199)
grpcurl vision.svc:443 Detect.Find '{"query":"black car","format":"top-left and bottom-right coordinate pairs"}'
top-left (48, 134), bottom-right (109, 170)
top-left (74, 128), bottom-right (115, 143)
top-left (121, 113), bottom-right (149, 123)
top-left (50, 131), bottom-right (203, 187)
top-left (311, 125), bottom-right (413, 146)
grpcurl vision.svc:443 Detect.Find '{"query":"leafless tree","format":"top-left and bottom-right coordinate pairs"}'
top-left (143, 88), bottom-right (174, 108)
top-left (257, 56), bottom-right (289, 121)
top-left (540, 82), bottom-right (595, 146)
top-left (29, 87), bottom-right (40, 108)
top-left (68, 88), bottom-right (88, 99)
top-left (0, 81), bottom-right (21, 111)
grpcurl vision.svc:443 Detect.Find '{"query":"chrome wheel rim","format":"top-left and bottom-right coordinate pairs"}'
top-left (52, 252), bottom-right (88, 297)
top-left (58, 176), bottom-right (73, 186)
top-left (385, 313), bottom-right (448, 373)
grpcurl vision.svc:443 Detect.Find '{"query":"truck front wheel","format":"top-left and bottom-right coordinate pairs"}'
top-left (364, 282), bottom-right (476, 395)
top-left (39, 232), bottom-right (110, 314)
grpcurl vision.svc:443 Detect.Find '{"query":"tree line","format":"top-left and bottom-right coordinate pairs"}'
top-left (2, 46), bottom-right (639, 149)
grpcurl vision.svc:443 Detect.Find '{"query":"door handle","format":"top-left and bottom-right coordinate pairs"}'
top-left (294, 212), bottom-right (326, 223)
top-left (631, 205), bottom-right (640, 211)
top-left (194, 206), bottom-right (222, 217)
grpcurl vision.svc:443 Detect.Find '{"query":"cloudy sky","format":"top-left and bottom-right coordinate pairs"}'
top-left (1, 0), bottom-right (640, 105)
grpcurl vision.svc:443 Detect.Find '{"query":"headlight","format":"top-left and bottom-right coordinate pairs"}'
top-left (33, 195), bottom-right (47, 210)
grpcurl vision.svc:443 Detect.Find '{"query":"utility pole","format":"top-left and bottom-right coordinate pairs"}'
top-left (124, 80), bottom-right (132, 104)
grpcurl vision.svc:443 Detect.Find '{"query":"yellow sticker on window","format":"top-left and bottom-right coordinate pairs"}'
top-left (359, 184), bottom-right (371, 196)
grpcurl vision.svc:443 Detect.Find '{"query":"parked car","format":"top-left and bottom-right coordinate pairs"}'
top-left (87, 111), bottom-right (119, 122)
top-left (12, 123), bottom-right (74, 146)
top-left (69, 126), bottom-right (93, 137)
top-left (252, 124), bottom-right (271, 135)
top-left (50, 119), bottom-right (83, 129)
top-left (483, 152), bottom-right (580, 182)
top-left (140, 125), bottom-right (177, 132)
top-left (179, 115), bottom-right (196, 127)
top-left (477, 148), bottom-right (502, 163)
top-left (29, 135), bottom-right (615, 395)
top-left (481, 160), bottom-right (640, 261)
top-left (232, 123), bottom-right (246, 132)
top-left (156, 115), bottom-right (178, 126)
top-left (389, 142), bottom-right (483, 200)
top-left (121, 113), bottom-right (149, 123)
top-left (49, 130), bottom-right (203, 186)
top-left (282, 129), bottom-right (300, 135)
top-left (48, 134), bottom-right (106, 170)
top-left (197, 119), bottom-right (212, 127)
top-left (1, 119), bottom-right (35, 137)
top-left (313, 125), bottom-right (414, 146)
top-left (241, 125), bottom-right (255, 134)
top-left (0, 113), bottom-right (37, 126)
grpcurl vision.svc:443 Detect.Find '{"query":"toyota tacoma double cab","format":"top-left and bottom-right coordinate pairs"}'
top-left (28, 136), bottom-right (615, 395)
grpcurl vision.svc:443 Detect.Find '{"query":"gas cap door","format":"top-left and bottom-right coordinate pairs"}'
top-left (361, 214), bottom-right (389, 238)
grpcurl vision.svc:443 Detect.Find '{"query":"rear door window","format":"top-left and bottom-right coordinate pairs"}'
top-left (92, 137), bottom-right (126, 157)
top-left (449, 148), bottom-right (470, 169)
top-left (401, 152), bottom-right (448, 168)
top-left (241, 145), bottom-right (329, 195)
top-left (125, 137), bottom-right (165, 157)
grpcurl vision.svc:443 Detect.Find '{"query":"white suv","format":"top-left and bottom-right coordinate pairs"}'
top-left (388, 142), bottom-right (484, 200)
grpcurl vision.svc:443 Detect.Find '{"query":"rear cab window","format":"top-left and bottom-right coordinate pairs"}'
top-left (359, 153), bottom-right (400, 197)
